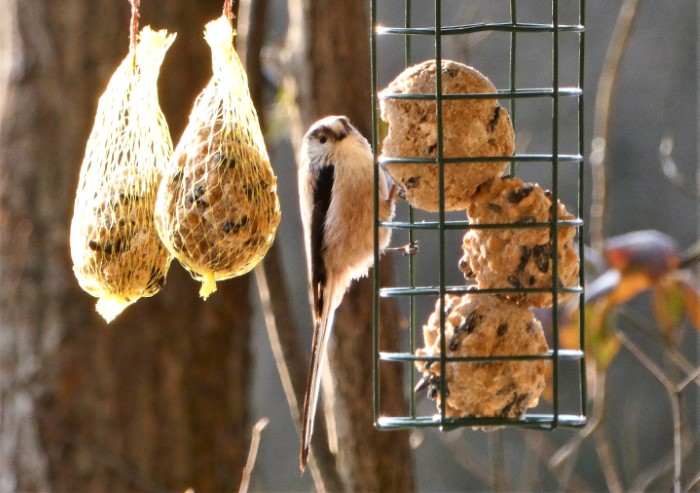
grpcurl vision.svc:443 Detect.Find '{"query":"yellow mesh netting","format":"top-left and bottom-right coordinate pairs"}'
top-left (70, 27), bottom-right (177, 322)
top-left (155, 15), bottom-right (281, 299)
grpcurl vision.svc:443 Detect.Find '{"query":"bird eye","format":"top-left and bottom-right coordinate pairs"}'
top-left (319, 135), bottom-right (327, 144)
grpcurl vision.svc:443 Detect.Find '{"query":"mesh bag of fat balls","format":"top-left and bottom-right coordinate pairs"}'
top-left (155, 15), bottom-right (281, 299)
top-left (70, 27), bottom-right (176, 322)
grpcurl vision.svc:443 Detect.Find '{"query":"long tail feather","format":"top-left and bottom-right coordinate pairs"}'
top-left (300, 284), bottom-right (338, 471)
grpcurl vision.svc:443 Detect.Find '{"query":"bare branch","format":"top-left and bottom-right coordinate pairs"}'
top-left (615, 329), bottom-right (683, 493)
top-left (238, 418), bottom-right (270, 493)
top-left (242, 0), bottom-right (343, 487)
top-left (659, 136), bottom-right (684, 187)
top-left (253, 259), bottom-right (343, 492)
top-left (549, 370), bottom-right (602, 469)
top-left (590, 0), bottom-right (642, 252)
top-left (618, 307), bottom-right (700, 383)
top-left (593, 407), bottom-right (625, 493)
top-left (630, 436), bottom-right (695, 491)
top-left (677, 365), bottom-right (700, 393)
top-left (432, 429), bottom-right (493, 486)
top-left (685, 469), bottom-right (700, 493)
top-left (658, 136), bottom-right (700, 200)
top-left (492, 431), bottom-right (509, 492)
top-left (679, 238), bottom-right (700, 269)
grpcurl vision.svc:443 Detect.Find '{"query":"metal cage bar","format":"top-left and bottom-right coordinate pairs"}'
top-left (372, 0), bottom-right (587, 431)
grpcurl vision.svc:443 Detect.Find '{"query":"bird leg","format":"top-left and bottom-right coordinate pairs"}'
top-left (388, 183), bottom-right (398, 204)
top-left (383, 184), bottom-right (419, 256)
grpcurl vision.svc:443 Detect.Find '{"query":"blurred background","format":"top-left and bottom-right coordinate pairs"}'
top-left (0, 0), bottom-right (697, 491)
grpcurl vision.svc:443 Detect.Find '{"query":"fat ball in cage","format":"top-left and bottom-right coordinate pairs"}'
top-left (371, 0), bottom-right (588, 430)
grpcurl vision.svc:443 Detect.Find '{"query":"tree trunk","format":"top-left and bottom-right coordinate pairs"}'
top-left (0, 2), bottom-right (252, 491)
top-left (242, 0), bottom-right (345, 489)
top-left (285, 0), bottom-right (415, 490)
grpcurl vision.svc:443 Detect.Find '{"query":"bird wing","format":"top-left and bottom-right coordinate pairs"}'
top-left (309, 164), bottom-right (335, 321)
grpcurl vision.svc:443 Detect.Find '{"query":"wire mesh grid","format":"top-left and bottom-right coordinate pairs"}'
top-left (371, 0), bottom-right (587, 430)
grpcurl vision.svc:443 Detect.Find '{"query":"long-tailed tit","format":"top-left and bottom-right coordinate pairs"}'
top-left (297, 115), bottom-right (395, 471)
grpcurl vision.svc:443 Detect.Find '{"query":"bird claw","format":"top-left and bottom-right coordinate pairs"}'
top-left (396, 186), bottom-right (406, 200)
top-left (414, 375), bottom-right (431, 392)
top-left (387, 241), bottom-right (419, 256)
top-left (388, 183), bottom-right (397, 203)
top-left (387, 183), bottom-right (407, 203)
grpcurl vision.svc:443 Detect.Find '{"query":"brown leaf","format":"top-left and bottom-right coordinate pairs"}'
top-left (603, 230), bottom-right (679, 277)
top-left (675, 270), bottom-right (700, 334)
top-left (682, 283), bottom-right (700, 334)
top-left (585, 301), bottom-right (620, 372)
top-left (652, 278), bottom-right (686, 344)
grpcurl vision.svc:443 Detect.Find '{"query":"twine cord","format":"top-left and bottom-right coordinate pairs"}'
top-left (223, 0), bottom-right (234, 22)
top-left (129, 0), bottom-right (140, 54)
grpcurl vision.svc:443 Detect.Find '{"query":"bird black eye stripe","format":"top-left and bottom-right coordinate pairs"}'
top-left (311, 125), bottom-right (338, 144)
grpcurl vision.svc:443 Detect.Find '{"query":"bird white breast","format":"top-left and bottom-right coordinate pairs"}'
top-left (322, 135), bottom-right (393, 283)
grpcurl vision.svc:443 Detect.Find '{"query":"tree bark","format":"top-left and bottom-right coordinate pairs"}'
top-left (0, 2), bottom-right (251, 491)
top-left (242, 0), bottom-right (344, 489)
top-left (285, 0), bottom-right (415, 490)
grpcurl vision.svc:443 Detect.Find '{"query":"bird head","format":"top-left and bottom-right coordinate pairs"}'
top-left (301, 115), bottom-right (370, 166)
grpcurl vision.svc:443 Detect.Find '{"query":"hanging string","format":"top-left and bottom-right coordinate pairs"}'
top-left (129, 0), bottom-right (141, 56)
top-left (223, 0), bottom-right (234, 23)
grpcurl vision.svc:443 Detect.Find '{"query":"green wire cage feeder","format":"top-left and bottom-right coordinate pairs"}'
top-left (371, 1), bottom-right (587, 430)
